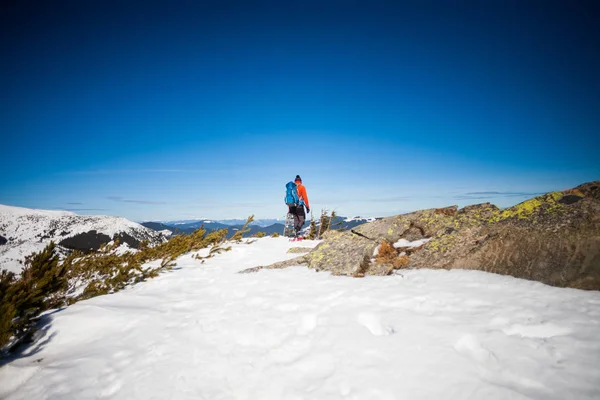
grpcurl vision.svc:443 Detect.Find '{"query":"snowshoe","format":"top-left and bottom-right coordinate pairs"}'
top-left (283, 212), bottom-right (296, 238)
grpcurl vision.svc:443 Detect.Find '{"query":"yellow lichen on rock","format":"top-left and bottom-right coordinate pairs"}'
top-left (492, 192), bottom-right (565, 222)
top-left (287, 247), bottom-right (311, 254)
top-left (550, 191), bottom-right (563, 201)
top-left (307, 248), bottom-right (325, 263)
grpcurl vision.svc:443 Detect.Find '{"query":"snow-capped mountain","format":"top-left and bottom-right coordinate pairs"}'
top-left (344, 216), bottom-right (378, 223)
top-left (0, 204), bottom-right (166, 273)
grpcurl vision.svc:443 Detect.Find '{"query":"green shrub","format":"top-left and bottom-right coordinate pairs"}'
top-left (0, 270), bottom-right (17, 349)
top-left (0, 216), bottom-right (256, 350)
top-left (70, 225), bottom-right (237, 300)
top-left (204, 228), bottom-right (228, 246)
top-left (1, 242), bottom-right (67, 350)
top-left (231, 215), bottom-right (254, 241)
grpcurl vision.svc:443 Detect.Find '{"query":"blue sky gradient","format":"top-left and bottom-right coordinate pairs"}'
top-left (1, 1), bottom-right (599, 221)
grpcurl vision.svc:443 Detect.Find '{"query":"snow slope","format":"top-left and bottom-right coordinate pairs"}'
top-left (1, 237), bottom-right (599, 399)
top-left (0, 204), bottom-right (165, 273)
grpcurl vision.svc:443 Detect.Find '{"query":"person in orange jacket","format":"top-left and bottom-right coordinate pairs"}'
top-left (289, 175), bottom-right (310, 236)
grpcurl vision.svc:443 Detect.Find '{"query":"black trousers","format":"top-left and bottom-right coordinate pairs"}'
top-left (288, 205), bottom-right (306, 233)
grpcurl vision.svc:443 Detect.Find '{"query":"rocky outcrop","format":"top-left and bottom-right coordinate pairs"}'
top-left (287, 247), bottom-right (312, 254)
top-left (0, 234), bottom-right (6, 245)
top-left (248, 181), bottom-right (600, 290)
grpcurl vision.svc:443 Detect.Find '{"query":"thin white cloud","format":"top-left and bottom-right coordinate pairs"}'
top-left (107, 196), bottom-right (167, 205)
top-left (61, 208), bottom-right (109, 212)
top-left (314, 196), bottom-right (414, 205)
top-left (454, 191), bottom-right (544, 200)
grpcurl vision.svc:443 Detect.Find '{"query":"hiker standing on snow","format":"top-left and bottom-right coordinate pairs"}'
top-left (289, 175), bottom-right (310, 236)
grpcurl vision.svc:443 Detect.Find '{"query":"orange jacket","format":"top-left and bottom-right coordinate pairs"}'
top-left (297, 183), bottom-right (310, 209)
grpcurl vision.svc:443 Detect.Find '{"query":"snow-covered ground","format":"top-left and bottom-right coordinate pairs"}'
top-left (1, 237), bottom-right (599, 399)
top-left (0, 204), bottom-right (165, 273)
top-left (394, 238), bottom-right (431, 248)
top-left (344, 216), bottom-right (378, 223)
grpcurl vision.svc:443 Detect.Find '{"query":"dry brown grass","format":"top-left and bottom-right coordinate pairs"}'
top-left (434, 206), bottom-right (458, 216)
top-left (392, 255), bottom-right (410, 268)
top-left (376, 240), bottom-right (397, 262)
top-left (375, 241), bottom-right (410, 269)
top-left (563, 188), bottom-right (585, 197)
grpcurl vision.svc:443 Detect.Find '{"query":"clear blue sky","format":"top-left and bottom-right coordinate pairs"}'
top-left (1, 0), bottom-right (598, 221)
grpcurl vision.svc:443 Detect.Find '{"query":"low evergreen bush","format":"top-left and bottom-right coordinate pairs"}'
top-left (1, 242), bottom-right (67, 351)
top-left (0, 215), bottom-right (256, 350)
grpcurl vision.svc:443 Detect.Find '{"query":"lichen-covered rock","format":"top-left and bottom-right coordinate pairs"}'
top-left (254, 180), bottom-right (600, 289)
top-left (239, 255), bottom-right (308, 274)
top-left (407, 183), bottom-right (600, 289)
top-left (304, 230), bottom-right (378, 275)
top-left (287, 247), bottom-right (312, 254)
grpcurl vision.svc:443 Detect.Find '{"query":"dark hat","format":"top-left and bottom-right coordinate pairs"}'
top-left (295, 175), bottom-right (302, 182)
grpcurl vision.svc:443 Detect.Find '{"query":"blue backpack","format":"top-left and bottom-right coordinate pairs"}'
top-left (285, 181), bottom-right (300, 206)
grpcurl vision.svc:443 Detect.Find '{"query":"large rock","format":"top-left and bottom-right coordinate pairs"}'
top-left (405, 182), bottom-right (600, 289)
top-left (304, 230), bottom-right (378, 276)
top-left (250, 181), bottom-right (600, 290)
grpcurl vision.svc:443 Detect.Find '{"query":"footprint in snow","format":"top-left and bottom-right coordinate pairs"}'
top-left (292, 353), bottom-right (336, 381)
top-left (454, 334), bottom-right (499, 365)
top-left (97, 366), bottom-right (123, 398)
top-left (454, 334), bottom-right (550, 396)
top-left (111, 349), bottom-right (134, 369)
top-left (296, 314), bottom-right (318, 336)
top-left (357, 313), bottom-right (394, 336)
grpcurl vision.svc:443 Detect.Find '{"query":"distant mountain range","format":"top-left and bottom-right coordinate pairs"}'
top-left (141, 216), bottom-right (380, 237)
top-left (141, 220), bottom-right (285, 237)
top-left (163, 218), bottom-right (283, 227)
